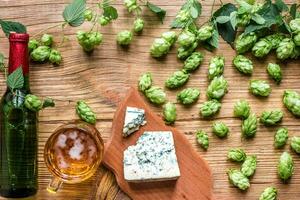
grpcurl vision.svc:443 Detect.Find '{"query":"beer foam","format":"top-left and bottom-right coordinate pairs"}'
top-left (69, 138), bottom-right (84, 160)
top-left (58, 156), bottom-right (69, 169)
top-left (56, 134), bottom-right (67, 148)
top-left (69, 131), bottom-right (78, 140)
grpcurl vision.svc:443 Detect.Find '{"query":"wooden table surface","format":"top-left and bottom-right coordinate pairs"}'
top-left (0, 0), bottom-right (299, 199)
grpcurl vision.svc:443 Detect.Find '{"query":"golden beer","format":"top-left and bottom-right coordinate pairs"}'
top-left (44, 122), bottom-right (104, 192)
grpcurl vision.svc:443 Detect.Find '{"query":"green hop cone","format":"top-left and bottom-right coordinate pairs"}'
top-left (260, 110), bottom-right (283, 126)
top-left (165, 70), bottom-right (190, 89)
top-left (227, 169), bottom-right (250, 190)
top-left (117, 30), bottom-right (133, 46)
top-left (49, 49), bottom-right (62, 65)
top-left (291, 136), bottom-right (300, 154)
top-left (161, 31), bottom-right (177, 45)
top-left (76, 31), bottom-right (103, 52)
top-left (99, 16), bottom-right (110, 26)
top-left (207, 76), bottom-right (228, 100)
top-left (138, 72), bottom-right (152, 93)
top-left (177, 41), bottom-right (198, 60)
top-left (175, 9), bottom-right (191, 23)
top-left (196, 130), bottom-right (209, 150)
top-left (41, 33), bottom-right (53, 47)
top-left (259, 187), bottom-right (277, 200)
top-left (289, 18), bottom-right (300, 33)
top-left (278, 152), bottom-right (294, 182)
top-left (212, 121), bottom-right (229, 138)
top-left (145, 86), bottom-right (166, 105)
top-left (150, 38), bottom-right (170, 58)
top-left (241, 155), bottom-right (257, 177)
top-left (290, 46), bottom-right (300, 59)
top-left (133, 18), bottom-right (144, 33)
top-left (183, 52), bottom-right (204, 72)
top-left (42, 97), bottom-right (55, 108)
top-left (234, 99), bottom-right (250, 119)
top-left (177, 88), bottom-right (200, 105)
top-left (197, 25), bottom-right (213, 41)
top-left (28, 39), bottom-right (39, 53)
top-left (235, 32), bottom-right (258, 54)
top-left (24, 94), bottom-right (43, 112)
top-left (208, 56), bottom-right (225, 80)
top-left (242, 113), bottom-right (257, 138)
top-left (124, 0), bottom-right (138, 13)
top-left (274, 128), bottom-right (288, 148)
top-left (267, 63), bottom-right (282, 84)
top-left (30, 46), bottom-right (51, 62)
top-left (293, 33), bottom-right (300, 46)
top-left (252, 38), bottom-right (272, 58)
top-left (233, 55), bottom-right (253, 75)
top-left (163, 102), bottom-right (177, 125)
top-left (227, 148), bottom-right (246, 162)
top-left (236, 11), bottom-right (251, 27)
top-left (177, 30), bottom-right (196, 48)
top-left (249, 80), bottom-right (271, 97)
top-left (276, 38), bottom-right (295, 60)
top-left (84, 9), bottom-right (93, 21)
top-left (199, 99), bottom-right (221, 118)
top-left (76, 100), bottom-right (97, 124)
top-left (283, 90), bottom-right (300, 117)
top-left (265, 33), bottom-right (285, 49)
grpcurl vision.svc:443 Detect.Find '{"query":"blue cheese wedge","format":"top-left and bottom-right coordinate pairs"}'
top-left (123, 106), bottom-right (146, 137)
top-left (123, 131), bottom-right (180, 182)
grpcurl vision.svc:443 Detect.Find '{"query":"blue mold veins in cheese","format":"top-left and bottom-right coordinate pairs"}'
top-left (123, 107), bottom-right (146, 137)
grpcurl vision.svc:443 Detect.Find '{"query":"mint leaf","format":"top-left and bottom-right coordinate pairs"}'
top-left (213, 3), bottom-right (237, 46)
top-left (146, 2), bottom-right (166, 23)
top-left (63, 0), bottom-right (86, 27)
top-left (0, 20), bottom-right (26, 37)
top-left (275, 0), bottom-right (289, 12)
top-left (216, 16), bottom-right (230, 24)
top-left (103, 6), bottom-right (118, 20)
top-left (7, 67), bottom-right (24, 91)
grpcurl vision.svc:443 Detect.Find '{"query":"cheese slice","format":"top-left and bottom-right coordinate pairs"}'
top-left (122, 107), bottom-right (146, 137)
top-left (123, 131), bottom-right (180, 182)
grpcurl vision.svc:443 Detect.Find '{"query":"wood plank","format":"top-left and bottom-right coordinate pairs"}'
top-left (0, 0), bottom-right (299, 199)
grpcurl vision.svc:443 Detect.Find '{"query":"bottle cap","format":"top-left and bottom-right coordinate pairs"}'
top-left (9, 32), bottom-right (29, 42)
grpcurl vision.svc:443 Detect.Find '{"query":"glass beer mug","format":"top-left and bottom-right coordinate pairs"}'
top-left (44, 122), bottom-right (104, 193)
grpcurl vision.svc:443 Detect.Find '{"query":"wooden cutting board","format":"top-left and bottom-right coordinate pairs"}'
top-left (102, 87), bottom-right (214, 200)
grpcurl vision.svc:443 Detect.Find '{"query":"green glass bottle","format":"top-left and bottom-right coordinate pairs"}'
top-left (0, 33), bottom-right (38, 198)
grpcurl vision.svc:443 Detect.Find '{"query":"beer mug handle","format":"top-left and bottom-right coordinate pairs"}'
top-left (47, 177), bottom-right (63, 193)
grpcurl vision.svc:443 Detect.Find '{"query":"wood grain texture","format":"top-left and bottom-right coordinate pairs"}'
top-left (103, 88), bottom-right (213, 200)
top-left (0, 0), bottom-right (299, 199)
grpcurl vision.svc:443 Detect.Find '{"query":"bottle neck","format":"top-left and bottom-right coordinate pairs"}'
top-left (8, 33), bottom-right (30, 91)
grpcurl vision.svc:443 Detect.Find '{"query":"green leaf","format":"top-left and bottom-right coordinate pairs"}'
top-left (235, 0), bottom-right (252, 12)
top-left (103, 6), bottom-right (118, 20)
top-left (251, 13), bottom-right (265, 25)
top-left (146, 2), bottom-right (166, 23)
top-left (213, 3), bottom-right (238, 46)
top-left (0, 20), bottom-right (26, 37)
top-left (290, 4), bottom-right (297, 19)
top-left (7, 66), bottom-right (24, 91)
top-left (191, 0), bottom-right (202, 19)
top-left (216, 16), bottom-right (230, 24)
top-left (0, 53), bottom-right (5, 72)
top-left (206, 23), bottom-right (219, 49)
top-left (275, 0), bottom-right (289, 12)
top-left (63, 0), bottom-right (86, 27)
top-left (230, 11), bottom-right (238, 29)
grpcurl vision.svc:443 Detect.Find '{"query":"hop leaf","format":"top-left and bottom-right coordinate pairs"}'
top-left (260, 110), bottom-right (283, 126)
top-left (267, 63), bottom-right (282, 84)
top-left (259, 187), bottom-right (277, 200)
top-left (63, 0), bottom-right (86, 27)
top-left (291, 136), bottom-right (300, 154)
top-left (227, 148), bottom-right (246, 162)
top-left (145, 86), bottom-right (166, 105)
top-left (212, 121), bottom-right (229, 138)
top-left (163, 102), bottom-right (176, 125)
top-left (274, 128), bottom-right (288, 149)
top-left (208, 56), bottom-right (225, 80)
top-left (241, 155), bottom-right (257, 177)
top-left (283, 90), bottom-right (300, 117)
top-left (138, 72), bottom-right (152, 93)
top-left (249, 80), bottom-right (271, 97)
top-left (233, 55), bottom-right (253, 75)
top-left (165, 70), bottom-right (189, 89)
top-left (199, 99), bottom-right (221, 118)
top-left (7, 66), bottom-right (24, 91)
top-left (242, 113), bottom-right (257, 138)
top-left (76, 100), bottom-right (97, 124)
top-left (177, 88), bottom-right (200, 105)
top-left (227, 169), bottom-right (250, 190)
top-left (278, 152), bottom-right (294, 182)
top-left (234, 99), bottom-right (250, 119)
top-left (196, 130), bottom-right (209, 150)
top-left (207, 76), bottom-right (228, 100)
